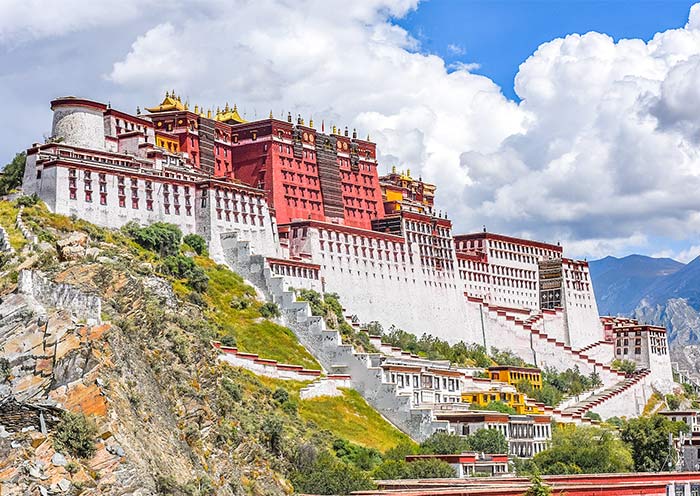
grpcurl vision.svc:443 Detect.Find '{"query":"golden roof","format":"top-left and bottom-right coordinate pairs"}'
top-left (145, 91), bottom-right (186, 113)
top-left (216, 103), bottom-right (247, 124)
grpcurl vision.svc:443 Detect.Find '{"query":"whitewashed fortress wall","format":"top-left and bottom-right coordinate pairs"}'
top-left (18, 96), bottom-right (676, 390)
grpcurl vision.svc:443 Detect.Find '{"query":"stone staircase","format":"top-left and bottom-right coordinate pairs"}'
top-left (558, 369), bottom-right (651, 419)
top-left (221, 234), bottom-right (449, 441)
top-left (477, 299), bottom-right (624, 386)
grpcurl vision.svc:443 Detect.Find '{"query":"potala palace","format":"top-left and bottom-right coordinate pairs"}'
top-left (21, 93), bottom-right (677, 444)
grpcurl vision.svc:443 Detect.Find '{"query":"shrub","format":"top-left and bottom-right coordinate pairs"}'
top-left (0, 358), bottom-right (10, 383)
top-left (584, 411), bottom-right (602, 421)
top-left (272, 387), bottom-right (290, 404)
top-left (221, 378), bottom-right (242, 402)
top-left (124, 221), bottom-right (182, 256)
top-left (219, 335), bottom-right (236, 347)
top-left (261, 415), bottom-right (284, 454)
top-left (53, 411), bottom-right (97, 459)
top-left (230, 294), bottom-right (253, 310)
top-left (183, 234), bottom-right (208, 256)
top-left (15, 193), bottom-right (40, 207)
top-left (161, 255), bottom-right (208, 292)
top-left (259, 302), bottom-right (281, 319)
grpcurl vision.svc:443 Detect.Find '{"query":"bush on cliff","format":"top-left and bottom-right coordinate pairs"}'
top-left (183, 233), bottom-right (208, 256)
top-left (53, 411), bottom-right (97, 459)
top-left (123, 221), bottom-right (182, 257)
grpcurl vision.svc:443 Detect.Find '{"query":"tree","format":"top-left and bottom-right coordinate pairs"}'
top-left (532, 425), bottom-right (633, 474)
top-left (292, 452), bottom-right (374, 494)
top-left (383, 441), bottom-right (417, 461)
top-left (620, 415), bottom-right (688, 472)
top-left (611, 359), bottom-right (637, 374)
top-left (524, 473), bottom-right (552, 496)
top-left (0, 152), bottom-right (26, 196)
top-left (373, 458), bottom-right (455, 479)
top-left (405, 459), bottom-right (455, 478)
top-left (469, 428), bottom-right (508, 454)
top-left (419, 432), bottom-right (471, 455)
top-left (183, 233), bottom-right (208, 256)
top-left (666, 394), bottom-right (681, 411)
top-left (477, 400), bottom-right (517, 415)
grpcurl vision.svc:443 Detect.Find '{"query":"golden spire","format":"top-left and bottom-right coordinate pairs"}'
top-left (392, 165), bottom-right (396, 173)
top-left (309, 116), bottom-right (314, 128)
top-left (216, 106), bottom-right (221, 115)
top-left (269, 110), bottom-right (273, 119)
top-left (332, 125), bottom-right (337, 134)
top-left (225, 102), bottom-right (230, 112)
top-left (207, 109), bottom-right (212, 119)
top-left (367, 134), bottom-right (370, 141)
top-left (194, 105), bottom-right (199, 114)
top-left (233, 103), bottom-right (238, 112)
top-left (184, 101), bottom-right (189, 110)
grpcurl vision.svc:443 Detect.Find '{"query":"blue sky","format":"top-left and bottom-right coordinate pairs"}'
top-left (398, 0), bottom-right (696, 100)
top-left (2, 0), bottom-right (700, 262)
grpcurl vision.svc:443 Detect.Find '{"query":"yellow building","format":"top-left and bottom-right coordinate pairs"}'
top-left (461, 389), bottom-right (544, 415)
top-left (488, 366), bottom-right (543, 390)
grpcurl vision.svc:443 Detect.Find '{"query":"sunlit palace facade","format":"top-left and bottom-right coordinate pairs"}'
top-left (22, 93), bottom-right (673, 403)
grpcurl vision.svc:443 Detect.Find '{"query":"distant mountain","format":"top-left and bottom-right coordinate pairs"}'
top-left (588, 255), bottom-right (684, 316)
top-left (589, 254), bottom-right (700, 378)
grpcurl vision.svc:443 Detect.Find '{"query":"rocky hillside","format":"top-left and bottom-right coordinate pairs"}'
top-left (0, 200), bottom-right (409, 495)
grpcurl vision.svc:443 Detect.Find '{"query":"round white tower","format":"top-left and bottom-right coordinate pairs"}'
top-left (50, 97), bottom-right (106, 150)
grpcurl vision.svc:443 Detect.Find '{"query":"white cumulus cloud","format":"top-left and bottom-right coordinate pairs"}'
top-left (28, 0), bottom-right (700, 260)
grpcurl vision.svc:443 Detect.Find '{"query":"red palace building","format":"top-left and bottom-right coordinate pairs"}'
top-left (145, 93), bottom-right (385, 229)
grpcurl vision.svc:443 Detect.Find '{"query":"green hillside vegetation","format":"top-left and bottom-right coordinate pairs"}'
top-left (298, 388), bottom-right (412, 452)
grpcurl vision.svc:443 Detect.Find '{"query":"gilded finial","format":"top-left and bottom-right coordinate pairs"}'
top-left (136, 106), bottom-right (141, 115)
top-left (216, 106), bottom-right (221, 115)
top-left (233, 103), bottom-right (238, 112)
top-left (344, 126), bottom-right (348, 137)
top-left (309, 117), bottom-right (314, 128)
top-left (352, 128), bottom-right (357, 139)
top-left (194, 105), bottom-right (199, 114)
top-left (225, 102), bottom-right (230, 112)
top-left (269, 110), bottom-right (273, 119)
top-left (287, 112), bottom-right (292, 123)
top-left (207, 109), bottom-right (212, 119)
top-left (407, 169), bottom-right (411, 177)
top-left (367, 134), bottom-right (370, 141)
top-left (171, 89), bottom-right (175, 98)
top-left (332, 125), bottom-right (337, 134)
top-left (184, 101), bottom-right (189, 110)
top-left (165, 90), bottom-right (170, 98)
top-left (392, 165), bottom-right (396, 173)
